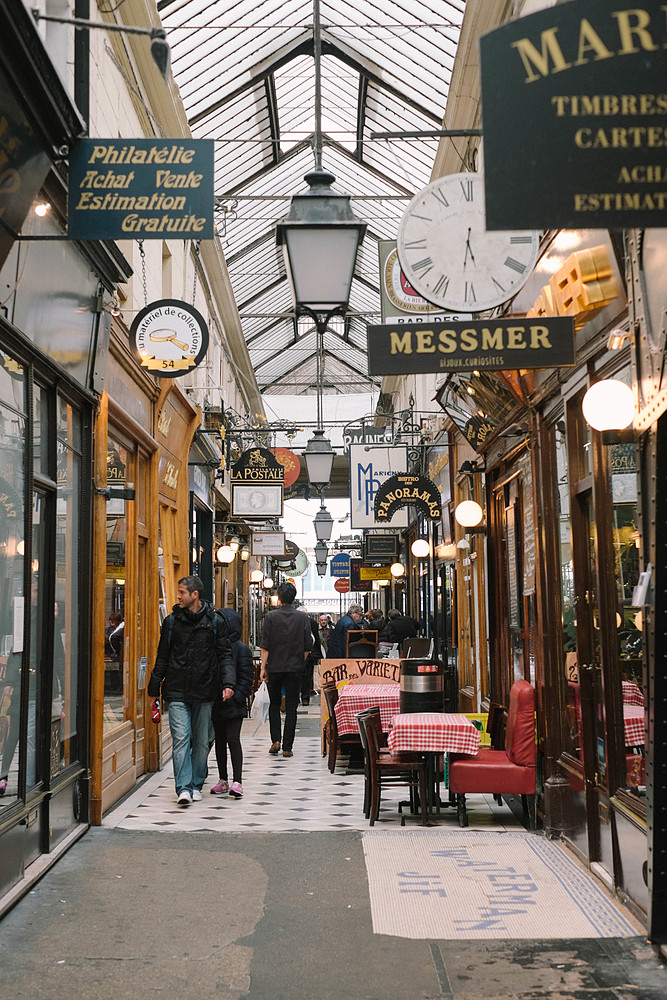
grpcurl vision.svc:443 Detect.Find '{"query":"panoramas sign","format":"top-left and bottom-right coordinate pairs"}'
top-left (374, 474), bottom-right (442, 522)
top-left (481, 1), bottom-right (667, 230)
top-left (130, 299), bottom-right (209, 377)
top-left (68, 138), bottom-right (214, 239)
top-left (231, 448), bottom-right (284, 518)
top-left (367, 318), bottom-right (575, 375)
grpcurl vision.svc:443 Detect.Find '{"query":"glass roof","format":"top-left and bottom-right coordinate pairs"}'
top-left (158, 0), bottom-right (468, 397)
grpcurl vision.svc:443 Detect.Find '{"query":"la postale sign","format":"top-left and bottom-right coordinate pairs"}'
top-left (367, 317), bottom-right (575, 376)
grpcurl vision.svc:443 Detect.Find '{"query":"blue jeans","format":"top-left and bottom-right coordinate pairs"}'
top-left (168, 701), bottom-right (213, 794)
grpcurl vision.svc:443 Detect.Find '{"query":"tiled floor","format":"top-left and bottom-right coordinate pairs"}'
top-left (105, 706), bottom-right (523, 834)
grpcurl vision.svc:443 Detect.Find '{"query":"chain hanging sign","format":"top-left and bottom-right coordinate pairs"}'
top-left (374, 473), bottom-right (442, 522)
top-left (130, 299), bottom-right (209, 377)
top-left (231, 448), bottom-right (284, 518)
top-left (480, 1), bottom-right (667, 230)
top-left (68, 138), bottom-right (214, 239)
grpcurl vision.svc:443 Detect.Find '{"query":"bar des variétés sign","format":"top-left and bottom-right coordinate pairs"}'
top-left (68, 139), bottom-right (214, 239)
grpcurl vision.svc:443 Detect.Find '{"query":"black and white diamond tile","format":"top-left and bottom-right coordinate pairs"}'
top-left (104, 715), bottom-right (521, 834)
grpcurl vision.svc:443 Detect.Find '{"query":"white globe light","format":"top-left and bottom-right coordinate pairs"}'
top-left (455, 500), bottom-right (484, 527)
top-left (216, 544), bottom-right (235, 564)
top-left (390, 562), bottom-right (405, 578)
top-left (582, 380), bottom-right (634, 431)
top-left (411, 538), bottom-right (430, 558)
top-left (262, 576), bottom-right (274, 589)
top-left (250, 569), bottom-right (264, 583)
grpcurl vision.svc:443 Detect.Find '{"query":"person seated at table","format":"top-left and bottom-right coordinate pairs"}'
top-left (366, 608), bottom-right (389, 642)
top-left (327, 604), bottom-right (364, 658)
top-left (386, 608), bottom-right (418, 644)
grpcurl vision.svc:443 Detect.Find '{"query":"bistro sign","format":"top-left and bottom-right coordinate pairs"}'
top-left (480, 0), bottom-right (667, 229)
top-left (374, 474), bottom-right (442, 522)
top-left (231, 448), bottom-right (284, 518)
top-left (68, 138), bottom-right (214, 239)
top-left (367, 318), bottom-right (575, 375)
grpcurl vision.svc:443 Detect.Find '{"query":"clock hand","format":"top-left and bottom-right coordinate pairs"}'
top-left (463, 228), bottom-right (475, 268)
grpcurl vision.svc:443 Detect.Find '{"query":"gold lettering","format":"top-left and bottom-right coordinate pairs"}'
top-left (612, 9), bottom-right (659, 55)
top-left (437, 329), bottom-right (457, 353)
top-left (574, 18), bottom-right (614, 66)
top-left (389, 330), bottom-right (412, 355)
top-left (511, 28), bottom-right (572, 83)
top-left (530, 326), bottom-right (552, 349)
top-left (460, 328), bottom-right (478, 352)
top-left (415, 330), bottom-right (436, 353)
top-left (481, 327), bottom-right (503, 351)
top-left (506, 327), bottom-right (527, 350)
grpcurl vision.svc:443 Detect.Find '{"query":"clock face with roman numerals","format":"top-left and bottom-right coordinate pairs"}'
top-left (396, 172), bottom-right (540, 313)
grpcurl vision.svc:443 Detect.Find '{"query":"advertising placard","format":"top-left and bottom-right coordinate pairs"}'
top-left (367, 318), bottom-right (575, 375)
top-left (130, 299), bottom-right (209, 377)
top-left (231, 448), bottom-right (284, 518)
top-left (68, 138), bottom-right (214, 239)
top-left (251, 532), bottom-right (286, 556)
top-left (349, 444), bottom-right (408, 529)
top-left (480, 1), bottom-right (667, 229)
top-left (378, 241), bottom-right (471, 325)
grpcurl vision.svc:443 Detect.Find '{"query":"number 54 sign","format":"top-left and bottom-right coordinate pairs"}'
top-left (131, 299), bottom-right (209, 378)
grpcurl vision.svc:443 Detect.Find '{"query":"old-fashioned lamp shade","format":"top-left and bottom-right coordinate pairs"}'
top-left (455, 500), bottom-right (484, 528)
top-left (314, 504), bottom-right (334, 542)
top-left (303, 429), bottom-right (335, 488)
top-left (582, 379), bottom-right (634, 431)
top-left (276, 169), bottom-right (366, 314)
top-left (216, 544), bottom-right (236, 564)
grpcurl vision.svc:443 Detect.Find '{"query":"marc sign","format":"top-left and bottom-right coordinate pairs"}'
top-left (480, 1), bottom-right (667, 229)
top-left (367, 318), bottom-right (575, 375)
top-left (131, 299), bottom-right (209, 377)
top-left (68, 138), bottom-right (214, 239)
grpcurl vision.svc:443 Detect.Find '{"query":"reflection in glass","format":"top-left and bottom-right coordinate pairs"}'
top-left (104, 439), bottom-right (127, 731)
top-left (0, 382), bottom-right (26, 806)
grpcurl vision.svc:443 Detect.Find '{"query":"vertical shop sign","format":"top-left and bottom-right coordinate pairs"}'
top-left (349, 444), bottom-right (408, 529)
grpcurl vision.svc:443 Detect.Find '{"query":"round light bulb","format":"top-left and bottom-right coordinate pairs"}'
top-left (411, 538), bottom-right (430, 558)
top-left (390, 562), bottom-right (405, 578)
top-left (455, 500), bottom-right (484, 527)
top-left (250, 569), bottom-right (264, 583)
top-left (216, 544), bottom-right (235, 564)
top-left (263, 576), bottom-right (274, 589)
top-left (634, 610), bottom-right (643, 631)
top-left (34, 202), bottom-right (51, 217)
top-left (582, 380), bottom-right (634, 431)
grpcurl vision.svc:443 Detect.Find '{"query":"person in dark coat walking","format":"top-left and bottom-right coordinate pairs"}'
top-left (301, 615), bottom-right (323, 706)
top-left (259, 582), bottom-right (313, 757)
top-left (386, 608), bottom-right (418, 644)
top-left (366, 607), bottom-right (389, 642)
top-left (148, 576), bottom-right (235, 806)
top-left (210, 608), bottom-right (253, 798)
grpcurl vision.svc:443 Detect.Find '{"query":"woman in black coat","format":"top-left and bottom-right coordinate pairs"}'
top-left (210, 608), bottom-right (254, 797)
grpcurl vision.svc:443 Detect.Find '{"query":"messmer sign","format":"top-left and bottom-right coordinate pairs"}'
top-left (367, 318), bottom-right (575, 375)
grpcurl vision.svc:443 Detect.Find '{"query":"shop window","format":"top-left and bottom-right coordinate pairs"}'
top-left (54, 400), bottom-right (82, 768)
top-left (0, 387), bottom-right (26, 806)
top-left (104, 439), bottom-right (127, 733)
top-left (555, 421), bottom-right (581, 762)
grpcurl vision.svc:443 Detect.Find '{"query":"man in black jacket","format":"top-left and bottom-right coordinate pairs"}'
top-left (386, 607), bottom-right (418, 644)
top-left (148, 575), bottom-right (235, 806)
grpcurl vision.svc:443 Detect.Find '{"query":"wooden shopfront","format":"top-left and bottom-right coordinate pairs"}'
top-left (90, 338), bottom-right (159, 823)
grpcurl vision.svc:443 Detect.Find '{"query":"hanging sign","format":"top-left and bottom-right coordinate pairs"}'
top-left (378, 241), bottom-right (472, 325)
top-left (231, 448), bottom-right (284, 518)
top-left (68, 138), bottom-right (214, 239)
top-left (364, 534), bottom-right (398, 561)
top-left (349, 444), bottom-right (408, 529)
top-left (480, 0), bottom-right (667, 230)
top-left (334, 578), bottom-right (350, 593)
top-left (359, 565), bottom-right (392, 582)
top-left (367, 319), bottom-right (575, 375)
top-left (374, 474), bottom-right (442, 522)
top-left (130, 299), bottom-right (209, 377)
top-left (330, 553), bottom-right (351, 578)
top-left (251, 531), bottom-right (286, 556)
top-left (271, 448), bottom-right (301, 487)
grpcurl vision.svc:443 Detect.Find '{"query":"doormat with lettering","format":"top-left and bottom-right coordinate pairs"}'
top-left (362, 829), bottom-right (638, 939)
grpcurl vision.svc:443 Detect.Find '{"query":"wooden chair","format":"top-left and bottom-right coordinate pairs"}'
top-left (449, 679), bottom-right (536, 828)
top-left (322, 682), bottom-right (360, 773)
top-left (346, 629), bottom-right (378, 658)
top-left (355, 707), bottom-right (394, 818)
top-left (357, 710), bottom-right (429, 826)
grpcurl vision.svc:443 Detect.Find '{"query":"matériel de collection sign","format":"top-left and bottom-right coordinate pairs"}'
top-left (68, 139), bottom-right (214, 240)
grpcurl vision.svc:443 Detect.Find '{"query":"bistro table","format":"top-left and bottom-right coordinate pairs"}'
top-left (622, 680), bottom-right (644, 707)
top-left (334, 683), bottom-right (401, 737)
top-left (387, 713), bottom-right (481, 818)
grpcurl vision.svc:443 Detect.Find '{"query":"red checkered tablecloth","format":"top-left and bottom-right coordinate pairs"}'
top-left (622, 681), bottom-right (644, 706)
top-left (333, 683), bottom-right (401, 736)
top-left (387, 713), bottom-right (481, 756)
top-left (623, 705), bottom-right (645, 747)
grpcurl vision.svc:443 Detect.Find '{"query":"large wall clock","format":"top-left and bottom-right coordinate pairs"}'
top-left (396, 172), bottom-right (540, 312)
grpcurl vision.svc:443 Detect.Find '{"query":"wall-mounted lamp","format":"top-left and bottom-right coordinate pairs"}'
top-left (250, 569), bottom-right (264, 584)
top-left (216, 544), bottom-right (236, 564)
top-left (458, 460), bottom-right (476, 476)
top-left (390, 562), bottom-right (405, 578)
top-left (582, 379), bottom-right (636, 443)
top-left (95, 482), bottom-right (136, 501)
top-left (262, 576), bottom-right (274, 589)
top-left (454, 500), bottom-right (485, 529)
top-left (229, 536), bottom-right (240, 552)
top-left (240, 546), bottom-right (250, 561)
top-left (270, 594), bottom-right (280, 606)
top-left (411, 538), bottom-right (430, 559)
top-left (34, 201), bottom-right (51, 218)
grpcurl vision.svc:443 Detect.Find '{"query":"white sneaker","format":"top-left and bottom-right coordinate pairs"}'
top-left (192, 789), bottom-right (202, 801)
top-left (177, 790), bottom-right (192, 806)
